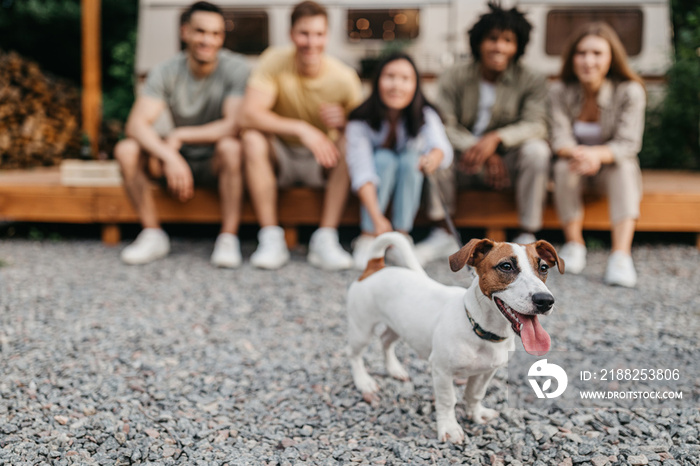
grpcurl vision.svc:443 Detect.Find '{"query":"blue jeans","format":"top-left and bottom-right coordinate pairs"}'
top-left (361, 148), bottom-right (424, 233)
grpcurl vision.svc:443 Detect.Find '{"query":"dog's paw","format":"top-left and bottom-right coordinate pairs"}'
top-left (467, 405), bottom-right (499, 424)
top-left (386, 362), bottom-right (410, 382)
top-left (355, 375), bottom-right (379, 400)
top-left (362, 391), bottom-right (380, 405)
top-left (437, 420), bottom-right (465, 444)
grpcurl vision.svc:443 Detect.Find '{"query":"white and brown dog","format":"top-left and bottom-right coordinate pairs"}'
top-left (347, 232), bottom-right (564, 443)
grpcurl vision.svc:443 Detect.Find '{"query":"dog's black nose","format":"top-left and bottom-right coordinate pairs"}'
top-left (532, 293), bottom-right (554, 313)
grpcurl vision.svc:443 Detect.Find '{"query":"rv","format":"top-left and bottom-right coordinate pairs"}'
top-left (137, 0), bottom-right (672, 82)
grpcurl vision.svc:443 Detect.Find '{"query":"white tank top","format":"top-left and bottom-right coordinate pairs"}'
top-left (573, 120), bottom-right (604, 146)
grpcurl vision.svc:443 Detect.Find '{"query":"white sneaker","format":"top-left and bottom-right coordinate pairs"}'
top-left (512, 232), bottom-right (536, 244)
top-left (352, 234), bottom-right (375, 270)
top-left (414, 228), bottom-right (460, 266)
top-left (251, 226), bottom-right (290, 270)
top-left (120, 228), bottom-right (170, 265)
top-left (308, 228), bottom-right (354, 271)
top-left (559, 242), bottom-right (587, 275)
top-left (604, 251), bottom-right (637, 288)
top-left (211, 233), bottom-right (242, 268)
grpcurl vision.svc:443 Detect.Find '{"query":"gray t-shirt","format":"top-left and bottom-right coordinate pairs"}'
top-left (142, 49), bottom-right (250, 158)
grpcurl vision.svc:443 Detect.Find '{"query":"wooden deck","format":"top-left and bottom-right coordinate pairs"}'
top-left (1, 167), bottom-right (699, 248)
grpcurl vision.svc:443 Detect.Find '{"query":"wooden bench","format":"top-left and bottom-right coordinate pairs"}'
top-left (1, 167), bottom-right (699, 249)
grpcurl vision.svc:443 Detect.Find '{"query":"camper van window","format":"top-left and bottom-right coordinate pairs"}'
top-left (546, 9), bottom-right (643, 57)
top-left (221, 10), bottom-right (269, 55)
top-left (347, 9), bottom-right (419, 42)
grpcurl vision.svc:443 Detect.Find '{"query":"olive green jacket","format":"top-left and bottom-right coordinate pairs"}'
top-left (548, 79), bottom-right (646, 162)
top-left (435, 60), bottom-right (548, 152)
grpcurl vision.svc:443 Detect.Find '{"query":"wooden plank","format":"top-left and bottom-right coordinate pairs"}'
top-left (101, 223), bottom-right (121, 245)
top-left (81, 0), bottom-right (102, 157)
top-left (0, 186), bottom-right (95, 223)
top-left (1, 168), bottom-right (699, 245)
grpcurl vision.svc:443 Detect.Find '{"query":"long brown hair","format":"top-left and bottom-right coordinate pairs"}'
top-left (559, 22), bottom-right (644, 87)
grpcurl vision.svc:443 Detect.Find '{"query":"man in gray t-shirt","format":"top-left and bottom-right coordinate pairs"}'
top-left (114, 1), bottom-right (250, 268)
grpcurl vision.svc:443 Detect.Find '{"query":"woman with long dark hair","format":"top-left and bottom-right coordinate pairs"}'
top-left (346, 52), bottom-right (452, 269)
top-left (549, 22), bottom-right (646, 287)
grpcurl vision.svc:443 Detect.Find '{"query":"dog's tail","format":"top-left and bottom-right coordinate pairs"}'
top-left (368, 232), bottom-right (427, 276)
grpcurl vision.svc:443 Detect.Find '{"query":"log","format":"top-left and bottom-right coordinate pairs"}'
top-left (0, 50), bottom-right (82, 169)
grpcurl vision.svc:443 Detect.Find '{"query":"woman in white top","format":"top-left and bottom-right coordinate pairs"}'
top-left (549, 22), bottom-right (646, 287)
top-left (346, 52), bottom-right (453, 269)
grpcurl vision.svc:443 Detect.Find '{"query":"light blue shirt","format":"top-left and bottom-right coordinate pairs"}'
top-left (345, 107), bottom-right (454, 192)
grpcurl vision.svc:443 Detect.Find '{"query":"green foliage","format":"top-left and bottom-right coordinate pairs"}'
top-left (0, 0), bottom-right (82, 83)
top-left (640, 0), bottom-right (700, 169)
top-left (0, 0), bottom-right (137, 122)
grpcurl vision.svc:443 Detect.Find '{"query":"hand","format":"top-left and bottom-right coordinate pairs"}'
top-left (570, 145), bottom-right (602, 176)
top-left (319, 103), bottom-right (346, 131)
top-left (372, 215), bottom-right (393, 236)
top-left (459, 132), bottom-right (501, 174)
top-left (418, 148), bottom-right (444, 175)
top-left (484, 154), bottom-right (510, 189)
top-left (163, 154), bottom-right (194, 202)
top-left (298, 122), bottom-right (340, 168)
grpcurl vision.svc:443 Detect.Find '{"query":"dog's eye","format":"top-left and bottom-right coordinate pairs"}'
top-left (539, 263), bottom-right (549, 273)
top-left (498, 262), bottom-right (513, 272)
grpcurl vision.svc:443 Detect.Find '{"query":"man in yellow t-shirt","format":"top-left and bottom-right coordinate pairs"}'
top-left (240, 1), bottom-right (363, 271)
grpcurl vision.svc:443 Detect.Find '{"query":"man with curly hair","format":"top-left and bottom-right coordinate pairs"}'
top-left (416, 2), bottom-right (550, 263)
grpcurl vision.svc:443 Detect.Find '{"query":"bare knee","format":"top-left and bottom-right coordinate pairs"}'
top-left (114, 139), bottom-right (144, 176)
top-left (241, 130), bottom-right (270, 165)
top-left (215, 136), bottom-right (242, 173)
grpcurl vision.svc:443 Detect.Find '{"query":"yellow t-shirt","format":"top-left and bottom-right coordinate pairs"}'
top-left (247, 46), bottom-right (363, 145)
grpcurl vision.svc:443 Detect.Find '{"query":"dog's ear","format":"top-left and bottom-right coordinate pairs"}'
top-left (535, 240), bottom-right (565, 274)
top-left (449, 238), bottom-right (495, 272)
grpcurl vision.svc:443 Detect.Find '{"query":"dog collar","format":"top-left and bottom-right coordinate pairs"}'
top-left (465, 305), bottom-right (507, 342)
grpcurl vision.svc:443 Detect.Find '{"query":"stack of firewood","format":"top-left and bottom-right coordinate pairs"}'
top-left (0, 50), bottom-right (82, 169)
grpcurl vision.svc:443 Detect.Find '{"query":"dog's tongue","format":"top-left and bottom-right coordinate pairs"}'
top-left (519, 314), bottom-right (550, 356)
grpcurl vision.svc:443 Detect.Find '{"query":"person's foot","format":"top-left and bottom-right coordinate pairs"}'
top-left (120, 228), bottom-right (170, 265)
top-left (559, 241), bottom-right (587, 274)
top-left (211, 233), bottom-right (242, 268)
top-left (352, 234), bottom-right (375, 270)
top-left (308, 228), bottom-right (354, 271)
top-left (414, 228), bottom-right (460, 266)
top-left (604, 251), bottom-right (637, 288)
top-left (251, 226), bottom-right (290, 270)
top-left (512, 232), bottom-right (536, 244)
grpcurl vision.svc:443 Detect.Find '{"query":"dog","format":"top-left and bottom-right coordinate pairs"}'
top-left (346, 232), bottom-right (564, 443)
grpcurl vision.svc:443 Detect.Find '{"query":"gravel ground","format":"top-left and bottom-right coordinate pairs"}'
top-left (0, 237), bottom-right (698, 465)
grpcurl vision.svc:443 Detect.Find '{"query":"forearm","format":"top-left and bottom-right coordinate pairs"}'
top-left (242, 108), bottom-right (306, 139)
top-left (496, 120), bottom-right (547, 148)
top-left (172, 119), bottom-right (236, 145)
top-left (125, 118), bottom-right (180, 163)
top-left (558, 145), bottom-right (615, 164)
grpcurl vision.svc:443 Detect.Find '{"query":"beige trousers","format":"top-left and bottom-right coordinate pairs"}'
top-left (426, 139), bottom-right (551, 232)
top-left (553, 157), bottom-right (642, 225)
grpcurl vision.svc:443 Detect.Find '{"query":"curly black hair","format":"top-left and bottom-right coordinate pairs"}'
top-left (468, 1), bottom-right (533, 63)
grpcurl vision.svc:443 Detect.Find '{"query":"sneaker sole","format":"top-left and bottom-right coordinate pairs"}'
top-left (250, 254), bottom-right (290, 270)
top-left (121, 248), bottom-right (169, 265)
top-left (211, 257), bottom-right (242, 269)
top-left (308, 252), bottom-right (353, 271)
